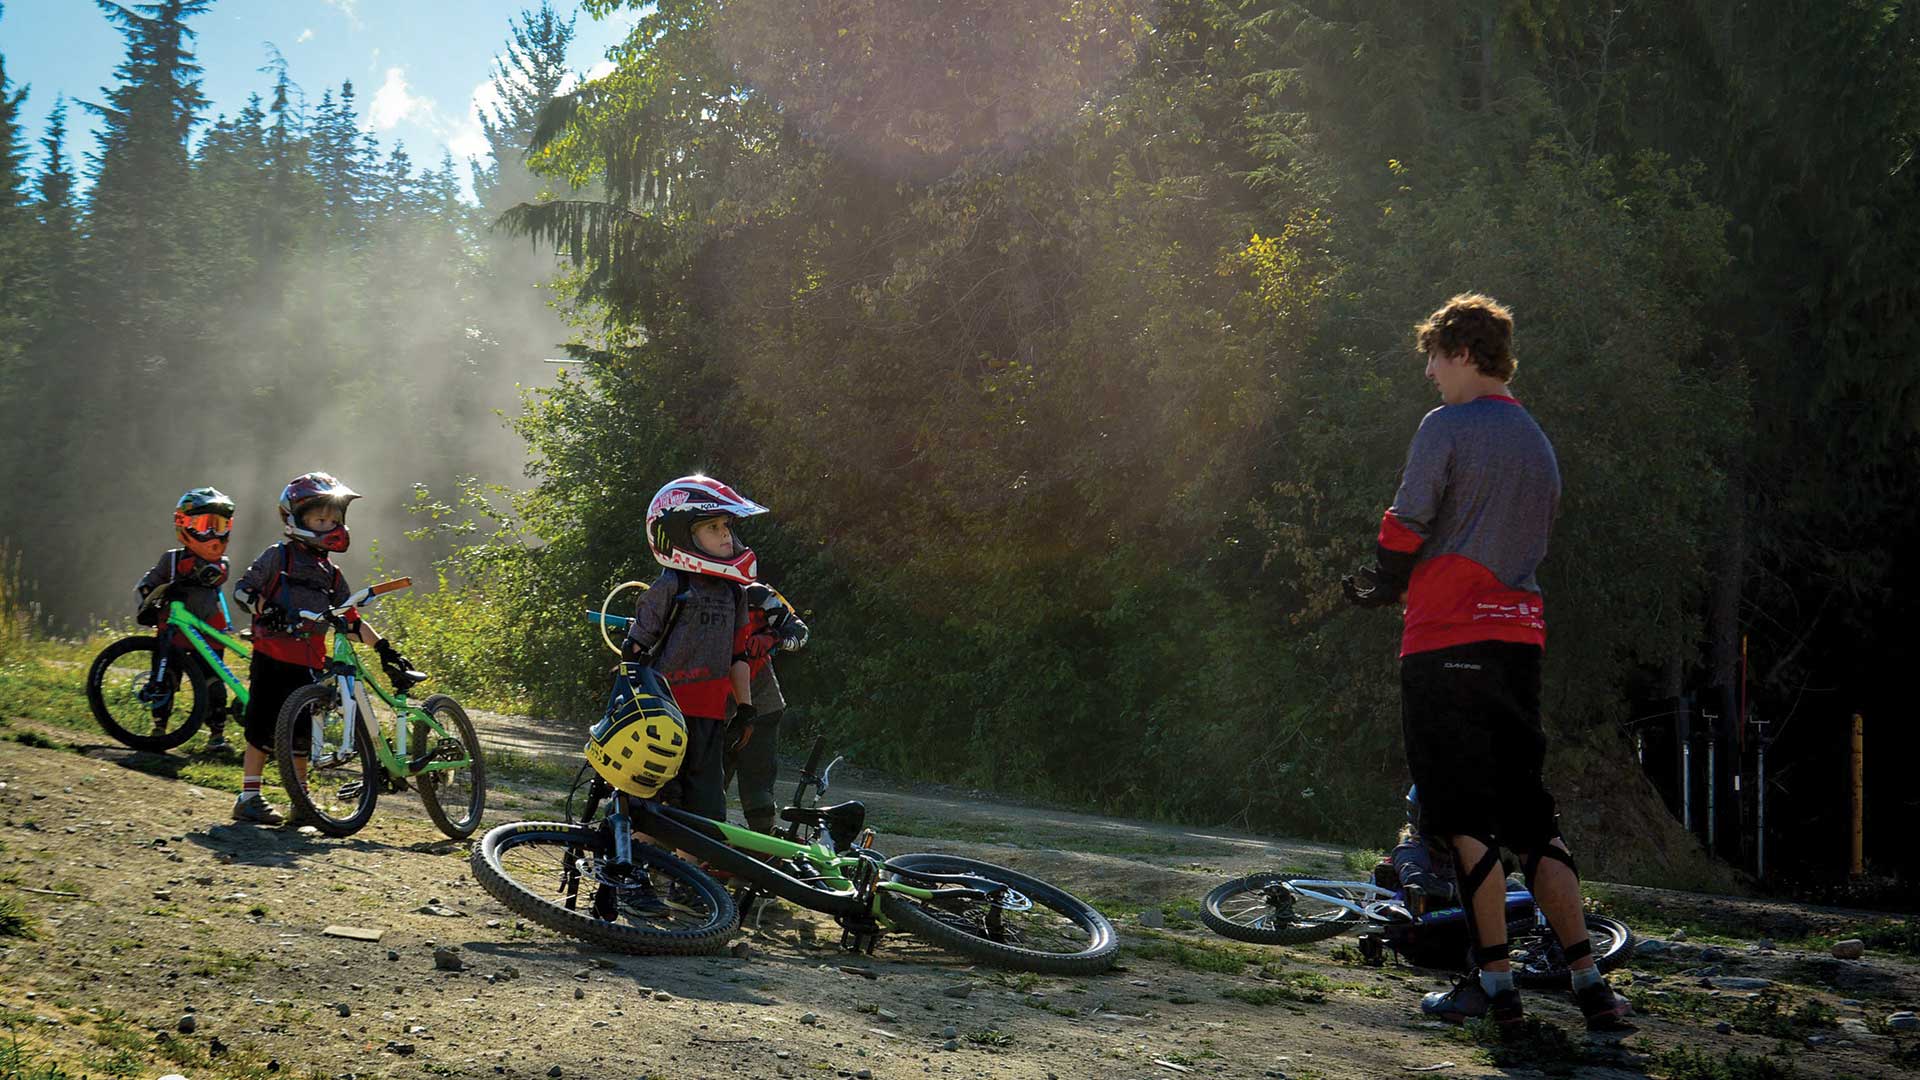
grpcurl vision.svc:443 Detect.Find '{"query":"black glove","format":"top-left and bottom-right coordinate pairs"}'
top-left (1340, 566), bottom-right (1400, 608)
top-left (1343, 540), bottom-right (1420, 609)
top-left (376, 639), bottom-right (425, 692)
top-left (725, 703), bottom-right (758, 754)
top-left (254, 604), bottom-right (290, 631)
top-left (189, 560), bottom-right (227, 587)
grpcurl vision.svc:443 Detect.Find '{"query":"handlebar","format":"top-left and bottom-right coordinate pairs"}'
top-left (295, 576), bottom-right (412, 624)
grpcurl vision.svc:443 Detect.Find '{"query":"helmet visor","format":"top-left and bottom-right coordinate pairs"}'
top-left (179, 513), bottom-right (232, 542)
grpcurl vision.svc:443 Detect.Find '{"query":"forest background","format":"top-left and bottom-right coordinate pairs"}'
top-left (1, 0), bottom-right (1915, 888)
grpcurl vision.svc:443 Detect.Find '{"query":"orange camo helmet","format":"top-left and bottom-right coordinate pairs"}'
top-left (173, 487), bottom-right (236, 562)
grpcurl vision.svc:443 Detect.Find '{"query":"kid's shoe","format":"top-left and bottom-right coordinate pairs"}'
top-left (231, 795), bottom-right (284, 825)
top-left (1421, 974), bottom-right (1525, 1032)
top-left (203, 730), bottom-right (230, 751)
top-left (1571, 978), bottom-right (1636, 1032)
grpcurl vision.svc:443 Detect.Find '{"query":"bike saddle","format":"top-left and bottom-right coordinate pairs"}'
top-left (780, 800), bottom-right (867, 849)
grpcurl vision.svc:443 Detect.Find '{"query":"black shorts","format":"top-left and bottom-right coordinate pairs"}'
top-left (657, 715), bottom-right (728, 821)
top-left (243, 653), bottom-right (321, 754)
top-left (1400, 641), bottom-right (1558, 851)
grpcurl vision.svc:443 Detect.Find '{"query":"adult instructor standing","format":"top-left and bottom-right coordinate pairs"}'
top-left (1343, 294), bottom-right (1633, 1033)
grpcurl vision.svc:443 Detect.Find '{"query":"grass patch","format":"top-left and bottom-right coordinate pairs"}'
top-left (1222, 980), bottom-right (1326, 1006)
top-left (1625, 985), bottom-right (1717, 1021)
top-left (1341, 848), bottom-right (1386, 876)
top-left (964, 1028), bottom-right (1013, 1047)
top-left (873, 810), bottom-right (1232, 858)
top-left (0, 1026), bottom-right (81, 1080)
top-left (1648, 1046), bottom-right (1803, 1079)
top-left (0, 893), bottom-right (36, 939)
top-left (1585, 885), bottom-right (1791, 946)
top-left (1729, 993), bottom-right (1835, 1039)
top-left (186, 944), bottom-right (258, 978)
top-left (487, 750), bottom-right (583, 792)
top-left (1802, 918), bottom-right (1920, 957)
top-left (1126, 930), bottom-right (1264, 974)
top-left (1444, 1014), bottom-right (1591, 1076)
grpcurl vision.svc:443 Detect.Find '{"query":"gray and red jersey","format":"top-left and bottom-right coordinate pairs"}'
top-left (1378, 395), bottom-right (1560, 657)
top-left (624, 568), bottom-right (750, 720)
top-left (232, 541), bottom-right (358, 669)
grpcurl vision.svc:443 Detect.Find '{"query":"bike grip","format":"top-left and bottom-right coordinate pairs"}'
top-left (801, 737), bottom-right (826, 777)
top-left (369, 577), bottom-right (413, 596)
top-left (297, 609), bottom-right (323, 622)
top-left (585, 610), bottom-right (633, 630)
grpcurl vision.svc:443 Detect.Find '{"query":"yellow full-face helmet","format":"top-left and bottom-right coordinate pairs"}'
top-left (585, 662), bottom-right (687, 798)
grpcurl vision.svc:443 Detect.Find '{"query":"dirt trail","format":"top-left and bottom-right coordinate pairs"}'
top-left (5, 725), bottom-right (1920, 1079)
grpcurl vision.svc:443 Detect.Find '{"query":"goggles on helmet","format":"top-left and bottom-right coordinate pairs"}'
top-left (177, 512), bottom-right (232, 542)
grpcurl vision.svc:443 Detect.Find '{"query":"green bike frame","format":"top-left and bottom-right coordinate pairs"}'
top-left (614, 795), bottom-right (956, 933)
top-left (162, 600), bottom-right (253, 707)
top-left (310, 631), bottom-right (472, 780)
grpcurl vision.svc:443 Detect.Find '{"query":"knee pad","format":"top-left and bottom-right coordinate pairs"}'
top-left (1521, 841), bottom-right (1578, 893)
top-left (1452, 834), bottom-right (1503, 901)
top-left (1450, 834), bottom-right (1505, 952)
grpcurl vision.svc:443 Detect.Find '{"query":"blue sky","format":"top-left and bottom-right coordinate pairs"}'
top-left (1, 0), bottom-right (638, 198)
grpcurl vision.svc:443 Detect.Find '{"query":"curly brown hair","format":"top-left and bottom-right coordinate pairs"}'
top-left (1414, 293), bottom-right (1517, 381)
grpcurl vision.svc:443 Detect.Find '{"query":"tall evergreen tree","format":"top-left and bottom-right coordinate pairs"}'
top-left (472, 1), bottom-right (575, 212)
top-left (0, 2), bottom-right (45, 401)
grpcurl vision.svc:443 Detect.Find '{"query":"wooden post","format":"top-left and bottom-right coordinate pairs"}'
top-left (1850, 713), bottom-right (1865, 878)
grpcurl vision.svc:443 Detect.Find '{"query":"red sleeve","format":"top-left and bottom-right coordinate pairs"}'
top-left (1378, 510), bottom-right (1425, 554)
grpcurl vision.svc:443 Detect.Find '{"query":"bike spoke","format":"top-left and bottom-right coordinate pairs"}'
top-left (493, 836), bottom-right (725, 935)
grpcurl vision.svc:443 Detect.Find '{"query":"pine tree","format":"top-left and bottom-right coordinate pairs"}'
top-left (80, 0), bottom-right (213, 357)
top-left (35, 99), bottom-right (78, 309)
top-left (472, 1), bottom-right (575, 212)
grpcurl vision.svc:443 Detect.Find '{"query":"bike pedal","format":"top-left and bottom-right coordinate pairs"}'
top-left (337, 781), bottom-right (363, 800)
top-left (835, 915), bottom-right (884, 954)
top-left (387, 776), bottom-right (410, 794)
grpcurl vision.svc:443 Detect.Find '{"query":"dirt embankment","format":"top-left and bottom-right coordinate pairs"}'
top-left (4, 732), bottom-right (1920, 1080)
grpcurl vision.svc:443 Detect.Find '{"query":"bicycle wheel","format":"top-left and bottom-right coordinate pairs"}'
top-left (879, 853), bottom-right (1118, 974)
top-left (1200, 873), bottom-right (1370, 945)
top-left (471, 820), bottom-right (736, 955)
top-left (86, 636), bottom-right (208, 752)
top-left (1509, 914), bottom-right (1633, 989)
top-left (411, 695), bottom-right (487, 840)
top-left (275, 681), bottom-right (380, 837)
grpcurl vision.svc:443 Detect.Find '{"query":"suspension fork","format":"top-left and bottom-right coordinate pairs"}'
top-left (607, 791), bottom-right (637, 873)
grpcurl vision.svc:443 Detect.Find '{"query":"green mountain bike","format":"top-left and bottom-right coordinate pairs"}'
top-left (85, 581), bottom-right (251, 753)
top-left (473, 733), bottom-right (1118, 973)
top-left (270, 578), bottom-right (487, 840)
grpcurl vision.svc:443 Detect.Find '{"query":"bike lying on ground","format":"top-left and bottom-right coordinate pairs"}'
top-left (1199, 871), bottom-right (1631, 988)
top-left (271, 578), bottom-right (486, 840)
top-left (85, 580), bottom-right (251, 753)
top-left (472, 671), bottom-right (1117, 971)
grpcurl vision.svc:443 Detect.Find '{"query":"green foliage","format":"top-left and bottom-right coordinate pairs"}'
top-left (1220, 972), bottom-right (1330, 1006)
top-left (0, 1027), bottom-right (80, 1080)
top-left (1, 0), bottom-right (1913, 875)
top-left (0, 3), bottom-right (579, 633)
top-left (1649, 1046), bottom-right (1802, 1080)
top-left (0, 891), bottom-right (36, 939)
top-left (1447, 1013), bottom-right (1591, 1075)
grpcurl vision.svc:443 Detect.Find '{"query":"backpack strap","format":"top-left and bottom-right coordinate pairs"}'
top-left (634, 569), bottom-right (692, 666)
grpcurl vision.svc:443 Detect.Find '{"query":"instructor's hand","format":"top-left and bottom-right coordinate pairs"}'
top-left (1341, 567), bottom-right (1400, 609)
